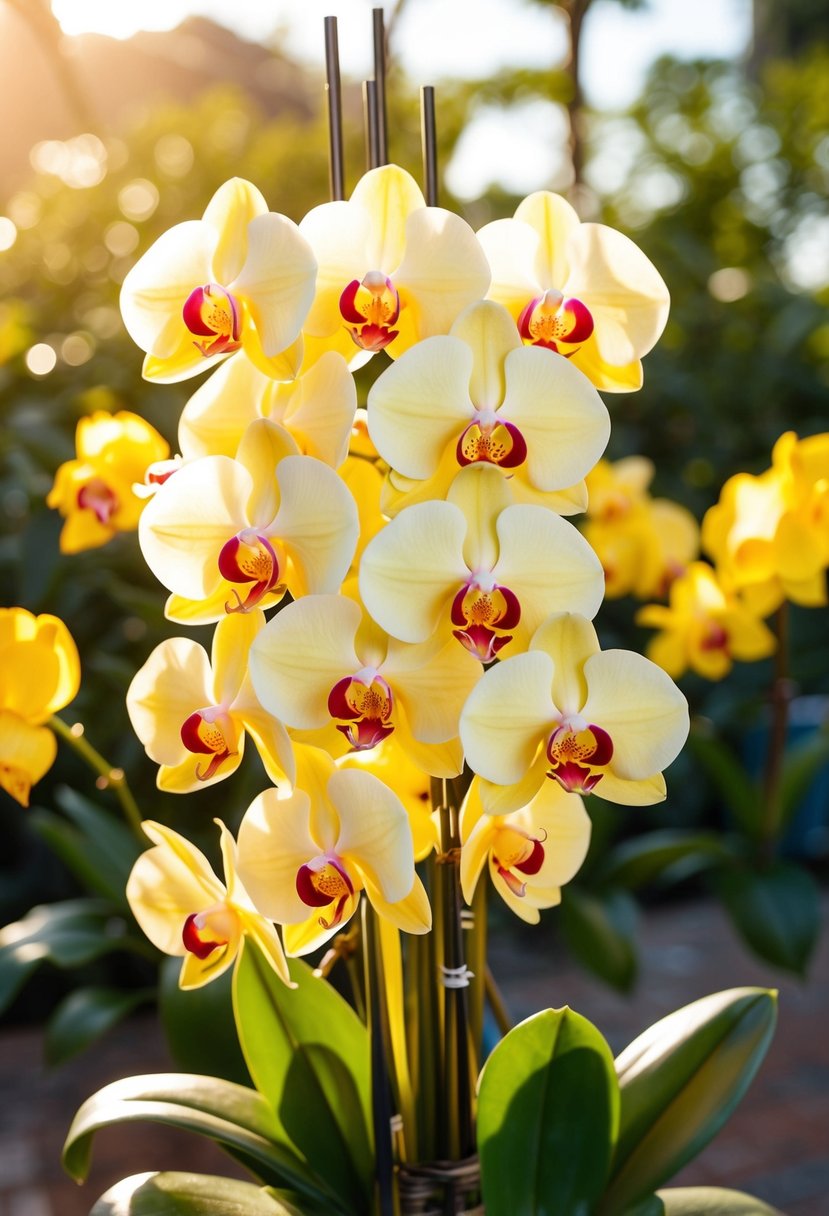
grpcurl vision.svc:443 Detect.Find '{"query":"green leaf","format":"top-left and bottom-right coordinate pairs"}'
top-left (598, 831), bottom-right (732, 890)
top-left (599, 988), bottom-right (777, 1214)
top-left (478, 1006), bottom-right (620, 1215)
top-left (62, 1072), bottom-right (340, 1210)
top-left (717, 861), bottom-right (820, 975)
top-left (89, 1171), bottom-right (310, 1216)
top-left (561, 887), bottom-right (639, 992)
top-left (687, 730), bottom-right (760, 837)
top-left (653, 1186), bottom-right (784, 1214)
top-left (56, 785), bottom-right (142, 893)
top-left (0, 899), bottom-right (132, 1014)
top-left (159, 956), bottom-right (251, 1086)
top-left (233, 944), bottom-right (373, 1215)
top-left (29, 811), bottom-right (127, 906)
top-left (778, 727), bottom-right (829, 833)
top-left (46, 986), bottom-right (152, 1067)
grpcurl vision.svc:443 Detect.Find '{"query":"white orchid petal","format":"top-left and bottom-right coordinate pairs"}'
top-left (231, 213), bottom-right (317, 356)
top-left (120, 221), bottom-right (216, 357)
top-left (272, 455), bottom-right (359, 596)
top-left (329, 768), bottom-right (415, 904)
top-left (236, 787), bottom-right (319, 924)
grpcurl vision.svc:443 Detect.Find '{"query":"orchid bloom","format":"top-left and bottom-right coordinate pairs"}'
top-left (636, 562), bottom-right (776, 681)
top-left (360, 464), bottom-right (604, 661)
top-left (126, 819), bottom-right (290, 989)
top-left (460, 612), bottom-right (689, 813)
top-left (120, 177), bottom-right (316, 382)
top-left (368, 300), bottom-right (609, 517)
top-left (178, 349), bottom-right (356, 469)
top-left (460, 777), bottom-right (590, 923)
top-left (298, 164), bottom-right (489, 365)
top-left (47, 411), bottom-right (170, 553)
top-left (583, 457), bottom-right (699, 599)
top-left (0, 609), bottom-right (80, 806)
top-left (126, 610), bottom-right (294, 792)
top-left (337, 741), bottom-right (438, 862)
top-left (703, 431), bottom-right (829, 614)
top-left (477, 191), bottom-right (670, 392)
top-left (236, 747), bottom-right (431, 956)
top-left (249, 594), bottom-right (481, 778)
top-left (138, 418), bottom-right (359, 624)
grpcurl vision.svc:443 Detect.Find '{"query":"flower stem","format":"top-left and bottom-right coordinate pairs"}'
top-left (49, 714), bottom-right (144, 842)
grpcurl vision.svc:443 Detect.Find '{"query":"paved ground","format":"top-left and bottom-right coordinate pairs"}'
top-left (0, 895), bottom-right (827, 1215)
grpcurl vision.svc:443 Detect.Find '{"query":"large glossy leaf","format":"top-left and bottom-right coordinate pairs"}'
top-left (159, 956), bottom-right (250, 1086)
top-left (597, 831), bottom-right (732, 890)
top-left (62, 1072), bottom-right (342, 1211)
top-left (778, 727), bottom-right (829, 833)
top-left (57, 785), bottom-right (142, 899)
top-left (0, 899), bottom-right (134, 1014)
top-left (687, 731), bottom-right (759, 837)
top-left (561, 887), bottom-right (639, 992)
top-left (233, 945), bottom-right (373, 1215)
top-left (46, 985), bottom-right (152, 1066)
top-left (599, 988), bottom-right (777, 1214)
top-left (717, 861), bottom-right (819, 975)
top-left (652, 1187), bottom-right (784, 1214)
top-left (89, 1171), bottom-right (309, 1216)
top-left (478, 1007), bottom-right (620, 1215)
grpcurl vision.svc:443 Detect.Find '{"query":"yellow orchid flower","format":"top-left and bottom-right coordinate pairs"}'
top-left (138, 418), bottom-right (359, 625)
top-left (126, 818), bottom-right (290, 990)
top-left (460, 612), bottom-right (689, 813)
top-left (477, 191), bottom-right (670, 392)
top-left (236, 747), bottom-right (431, 957)
top-left (120, 177), bottom-right (316, 383)
top-left (178, 349), bottom-right (356, 468)
top-left (583, 457), bottom-right (699, 599)
top-left (636, 562), bottom-right (776, 681)
top-left (337, 741), bottom-right (439, 862)
top-left (368, 300), bottom-right (609, 517)
top-left (460, 777), bottom-right (590, 924)
top-left (47, 410), bottom-right (170, 554)
top-left (0, 608), bottom-right (80, 806)
top-left (248, 594), bottom-right (481, 778)
top-left (360, 464), bottom-right (603, 661)
top-left (126, 610), bottom-right (294, 793)
top-left (298, 163), bottom-right (490, 364)
top-left (703, 431), bottom-right (829, 613)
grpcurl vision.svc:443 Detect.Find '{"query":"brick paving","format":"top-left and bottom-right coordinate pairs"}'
top-left (0, 895), bottom-right (826, 1215)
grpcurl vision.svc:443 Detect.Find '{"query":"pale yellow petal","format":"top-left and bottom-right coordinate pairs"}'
top-left (157, 743), bottom-right (243, 794)
top-left (329, 768), bottom-right (415, 903)
top-left (277, 350), bottom-right (357, 467)
top-left (271, 456), bottom-right (359, 597)
top-left (236, 786), bottom-right (319, 924)
top-left (235, 418), bottom-right (299, 525)
top-left (127, 636), bottom-right (213, 767)
top-left (515, 191), bottom-right (580, 289)
top-left (230, 213), bottom-right (317, 356)
top-left (178, 944), bottom-right (237, 990)
top-left (178, 353), bottom-right (265, 460)
top-left (385, 636), bottom-right (482, 745)
top-left (477, 217), bottom-right (543, 318)
top-left (450, 300), bottom-right (522, 409)
top-left (447, 463), bottom-right (512, 572)
top-left (460, 650), bottom-right (555, 785)
top-left (351, 164), bottom-right (425, 271)
top-left (0, 712), bottom-right (56, 806)
top-left (120, 221), bottom-right (216, 357)
top-left (210, 610), bottom-right (263, 706)
top-left (363, 872), bottom-right (431, 934)
top-left (298, 201), bottom-right (372, 337)
top-left (593, 770), bottom-right (667, 806)
top-left (126, 821), bottom-right (224, 956)
top-left (530, 613), bottom-right (600, 717)
top-left (202, 177), bottom-right (268, 285)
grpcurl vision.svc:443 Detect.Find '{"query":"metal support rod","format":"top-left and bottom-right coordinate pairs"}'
top-left (420, 85), bottom-right (438, 206)
top-left (363, 79), bottom-right (381, 171)
top-left (324, 15), bottom-right (345, 200)
top-left (372, 7), bottom-right (389, 164)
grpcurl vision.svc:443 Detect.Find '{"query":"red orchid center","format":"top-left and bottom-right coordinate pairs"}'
top-left (491, 824), bottom-right (546, 897)
top-left (182, 904), bottom-right (239, 959)
top-left (457, 408), bottom-right (528, 471)
top-left (451, 575), bottom-right (521, 662)
top-left (77, 477), bottom-right (119, 526)
top-left (296, 854), bottom-right (355, 930)
top-left (700, 621), bottom-right (729, 652)
top-left (339, 270), bottom-right (401, 352)
top-left (218, 528), bottom-right (283, 614)
top-left (328, 668), bottom-right (394, 751)
top-left (546, 716), bottom-right (613, 795)
top-left (183, 283), bottom-right (242, 358)
top-left (180, 706), bottom-right (238, 782)
top-left (517, 289), bottom-right (594, 354)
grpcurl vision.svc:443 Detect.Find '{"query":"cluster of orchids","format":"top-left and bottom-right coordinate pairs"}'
top-left (94, 166), bottom-right (689, 992)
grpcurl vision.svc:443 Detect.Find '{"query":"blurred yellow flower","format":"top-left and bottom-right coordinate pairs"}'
top-left (636, 562), bottom-right (776, 680)
top-left (0, 608), bottom-right (80, 805)
top-left (47, 410), bottom-right (169, 554)
top-left (127, 819), bottom-right (290, 990)
top-left (583, 457), bottom-right (699, 599)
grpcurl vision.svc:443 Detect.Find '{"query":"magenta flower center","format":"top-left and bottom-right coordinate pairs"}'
top-left (183, 283), bottom-right (242, 358)
top-left (328, 669), bottom-right (395, 750)
top-left (546, 720), bottom-right (613, 795)
top-left (517, 289), bottom-right (594, 354)
top-left (339, 270), bottom-right (401, 352)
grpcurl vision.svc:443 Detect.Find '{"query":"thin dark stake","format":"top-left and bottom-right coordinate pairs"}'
top-left (363, 902), bottom-right (395, 1216)
top-left (421, 85), bottom-right (438, 206)
top-left (324, 15), bottom-right (345, 200)
top-left (363, 79), bottom-right (381, 171)
top-left (372, 7), bottom-right (389, 164)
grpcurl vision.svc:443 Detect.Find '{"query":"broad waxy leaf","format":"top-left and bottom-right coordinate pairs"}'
top-left (687, 731), bottom-right (759, 838)
top-left (56, 785), bottom-right (142, 898)
top-left (159, 955), bottom-right (251, 1087)
top-left (89, 1170), bottom-right (309, 1216)
top-left (597, 830), bottom-right (732, 890)
top-left (599, 988), bottom-right (777, 1214)
top-left (478, 1006), bottom-right (620, 1215)
top-left (561, 887), bottom-right (639, 992)
top-left (717, 861), bottom-right (819, 975)
top-left (653, 1186), bottom-right (784, 1214)
top-left (46, 985), bottom-right (152, 1067)
top-left (778, 727), bottom-right (829, 833)
top-left (233, 945), bottom-right (373, 1215)
top-left (62, 1072), bottom-right (342, 1211)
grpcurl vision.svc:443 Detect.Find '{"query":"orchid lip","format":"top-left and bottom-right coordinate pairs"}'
top-left (456, 416), bottom-right (527, 470)
top-left (546, 720), bottom-right (613, 794)
top-left (328, 669), bottom-right (394, 752)
top-left (339, 271), bottom-right (401, 352)
top-left (296, 854), bottom-right (355, 930)
top-left (183, 283), bottom-right (242, 358)
top-left (77, 477), bottom-right (119, 526)
top-left (517, 290), bottom-right (594, 353)
top-left (180, 706), bottom-right (237, 781)
top-left (218, 529), bottom-right (282, 613)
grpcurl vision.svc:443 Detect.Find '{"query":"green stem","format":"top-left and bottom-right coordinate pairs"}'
top-left (50, 714), bottom-right (144, 842)
top-left (485, 965), bottom-right (513, 1039)
top-left (760, 602), bottom-right (793, 861)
